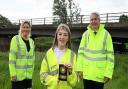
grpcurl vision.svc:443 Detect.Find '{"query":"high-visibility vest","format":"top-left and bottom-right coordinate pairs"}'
top-left (9, 35), bottom-right (35, 81)
top-left (77, 24), bottom-right (114, 82)
top-left (40, 48), bottom-right (77, 89)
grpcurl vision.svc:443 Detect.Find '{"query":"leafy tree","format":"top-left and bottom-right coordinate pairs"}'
top-left (67, 0), bottom-right (81, 24)
top-left (53, 0), bottom-right (67, 24)
top-left (53, 0), bottom-right (81, 24)
top-left (0, 14), bottom-right (12, 27)
top-left (119, 14), bottom-right (128, 23)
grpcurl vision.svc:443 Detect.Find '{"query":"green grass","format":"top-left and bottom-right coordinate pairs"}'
top-left (0, 52), bottom-right (128, 89)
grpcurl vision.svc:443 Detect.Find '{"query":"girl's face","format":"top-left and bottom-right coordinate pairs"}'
top-left (21, 23), bottom-right (30, 38)
top-left (57, 28), bottom-right (69, 49)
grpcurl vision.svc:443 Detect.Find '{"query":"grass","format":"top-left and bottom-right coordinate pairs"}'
top-left (0, 52), bottom-right (128, 89)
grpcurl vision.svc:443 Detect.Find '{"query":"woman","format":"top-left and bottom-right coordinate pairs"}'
top-left (9, 21), bottom-right (35, 89)
top-left (40, 24), bottom-right (77, 89)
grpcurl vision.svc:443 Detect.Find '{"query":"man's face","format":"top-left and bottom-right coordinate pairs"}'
top-left (90, 14), bottom-right (100, 30)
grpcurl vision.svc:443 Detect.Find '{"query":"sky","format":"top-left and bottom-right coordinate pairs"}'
top-left (0, 0), bottom-right (128, 22)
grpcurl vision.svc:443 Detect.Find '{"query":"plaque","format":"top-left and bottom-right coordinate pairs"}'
top-left (58, 64), bottom-right (67, 81)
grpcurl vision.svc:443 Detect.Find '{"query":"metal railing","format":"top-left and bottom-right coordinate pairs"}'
top-left (11, 12), bottom-right (128, 25)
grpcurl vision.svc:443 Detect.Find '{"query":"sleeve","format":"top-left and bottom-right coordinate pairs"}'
top-left (76, 32), bottom-right (86, 72)
top-left (40, 54), bottom-right (58, 87)
top-left (9, 36), bottom-right (17, 77)
top-left (67, 54), bottom-right (77, 87)
top-left (104, 33), bottom-right (114, 79)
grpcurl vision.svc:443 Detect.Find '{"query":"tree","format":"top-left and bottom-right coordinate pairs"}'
top-left (0, 14), bottom-right (12, 27)
top-left (52, 0), bottom-right (81, 24)
top-left (119, 14), bottom-right (128, 23)
top-left (67, 0), bottom-right (81, 24)
top-left (53, 0), bottom-right (68, 24)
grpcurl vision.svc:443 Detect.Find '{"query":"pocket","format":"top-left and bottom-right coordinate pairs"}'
top-left (96, 61), bottom-right (106, 68)
top-left (96, 61), bottom-right (106, 79)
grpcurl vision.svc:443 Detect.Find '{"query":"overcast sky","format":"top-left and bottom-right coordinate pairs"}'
top-left (0, 0), bottom-right (128, 21)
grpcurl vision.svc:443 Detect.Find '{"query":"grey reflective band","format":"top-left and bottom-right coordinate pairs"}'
top-left (102, 30), bottom-right (108, 50)
top-left (45, 55), bottom-right (51, 73)
top-left (78, 53), bottom-right (114, 63)
top-left (9, 60), bottom-right (16, 64)
top-left (79, 47), bottom-right (113, 54)
top-left (16, 65), bottom-right (33, 69)
top-left (50, 69), bottom-right (58, 75)
top-left (17, 55), bottom-right (33, 59)
top-left (10, 50), bottom-right (17, 54)
top-left (42, 72), bottom-right (48, 80)
top-left (84, 54), bottom-right (106, 61)
top-left (70, 51), bottom-right (75, 63)
top-left (16, 35), bottom-right (20, 53)
top-left (80, 47), bottom-right (106, 54)
top-left (107, 57), bottom-right (114, 63)
top-left (85, 31), bottom-right (88, 47)
top-left (106, 50), bottom-right (114, 54)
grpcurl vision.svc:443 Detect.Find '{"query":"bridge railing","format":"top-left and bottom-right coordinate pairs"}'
top-left (11, 12), bottom-right (128, 25)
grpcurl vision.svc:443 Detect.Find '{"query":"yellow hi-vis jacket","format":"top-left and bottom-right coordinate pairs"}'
top-left (9, 35), bottom-right (35, 81)
top-left (77, 24), bottom-right (114, 82)
top-left (40, 48), bottom-right (77, 89)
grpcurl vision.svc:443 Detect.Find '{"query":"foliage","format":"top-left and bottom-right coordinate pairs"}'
top-left (0, 14), bottom-right (12, 27)
top-left (52, 0), bottom-right (81, 24)
top-left (53, 0), bottom-right (68, 24)
top-left (119, 14), bottom-right (128, 23)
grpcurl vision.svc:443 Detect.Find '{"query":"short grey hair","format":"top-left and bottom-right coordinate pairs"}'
top-left (90, 12), bottom-right (100, 20)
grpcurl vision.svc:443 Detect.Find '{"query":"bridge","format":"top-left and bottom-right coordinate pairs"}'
top-left (0, 12), bottom-right (128, 51)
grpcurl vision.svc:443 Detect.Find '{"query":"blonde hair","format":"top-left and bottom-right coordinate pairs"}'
top-left (52, 24), bottom-right (71, 49)
top-left (19, 21), bottom-right (31, 38)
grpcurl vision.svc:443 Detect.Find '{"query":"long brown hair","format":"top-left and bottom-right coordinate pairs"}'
top-left (52, 24), bottom-right (71, 49)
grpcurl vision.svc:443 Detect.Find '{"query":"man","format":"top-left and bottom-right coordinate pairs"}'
top-left (77, 12), bottom-right (114, 89)
top-left (9, 21), bottom-right (35, 89)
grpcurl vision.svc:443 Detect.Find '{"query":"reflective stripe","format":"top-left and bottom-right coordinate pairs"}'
top-left (102, 30), bottom-right (108, 50)
top-left (17, 55), bottom-right (33, 59)
top-left (85, 31), bottom-right (88, 47)
top-left (70, 51), bottom-right (75, 63)
top-left (9, 60), bottom-right (16, 64)
top-left (80, 47), bottom-right (105, 54)
top-left (16, 35), bottom-right (20, 52)
top-left (79, 47), bottom-right (114, 54)
top-left (10, 50), bottom-right (17, 54)
top-left (42, 72), bottom-right (48, 80)
top-left (107, 58), bottom-right (114, 63)
top-left (84, 55), bottom-right (106, 61)
top-left (107, 50), bottom-right (114, 54)
top-left (79, 53), bottom-right (114, 63)
top-left (45, 55), bottom-right (51, 73)
top-left (16, 65), bottom-right (33, 69)
top-left (79, 53), bottom-right (106, 61)
top-left (50, 69), bottom-right (58, 75)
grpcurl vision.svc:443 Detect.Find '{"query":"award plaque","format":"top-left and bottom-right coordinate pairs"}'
top-left (58, 64), bottom-right (67, 81)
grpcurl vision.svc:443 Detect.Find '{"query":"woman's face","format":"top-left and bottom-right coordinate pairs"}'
top-left (21, 23), bottom-right (30, 38)
top-left (57, 28), bottom-right (69, 49)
